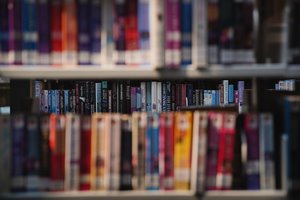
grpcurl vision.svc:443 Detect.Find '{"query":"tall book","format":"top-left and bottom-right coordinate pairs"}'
top-left (90, 0), bottom-right (102, 65)
top-left (78, 0), bottom-right (91, 65)
top-left (174, 111), bottom-right (193, 190)
top-left (192, 0), bottom-right (207, 67)
top-left (80, 115), bottom-right (92, 190)
top-left (113, 0), bottom-right (126, 65)
top-left (259, 113), bottom-right (275, 190)
top-left (138, 0), bottom-right (150, 66)
top-left (120, 114), bottom-right (133, 190)
top-left (38, 0), bottom-right (51, 65)
top-left (180, 0), bottom-right (192, 66)
top-left (65, 114), bottom-right (80, 191)
top-left (0, 115), bottom-right (11, 193)
top-left (244, 113), bottom-right (260, 190)
top-left (40, 115), bottom-right (51, 191)
top-left (22, 0), bottom-right (38, 64)
top-left (150, 0), bottom-right (165, 68)
top-left (8, 0), bottom-right (22, 64)
top-left (51, 0), bottom-right (62, 65)
top-left (62, 0), bottom-right (78, 65)
top-left (25, 115), bottom-right (41, 191)
top-left (11, 114), bottom-right (26, 192)
top-left (0, 0), bottom-right (9, 64)
top-left (49, 114), bottom-right (66, 191)
top-left (125, 0), bottom-right (139, 65)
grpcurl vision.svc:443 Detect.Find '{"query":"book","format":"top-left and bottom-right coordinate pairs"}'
top-left (0, 115), bottom-right (11, 193)
top-left (51, 0), bottom-right (63, 65)
top-left (138, 0), bottom-right (150, 66)
top-left (65, 114), bottom-right (81, 191)
top-left (180, 0), bottom-right (192, 66)
top-left (38, 0), bottom-right (50, 65)
top-left (90, 0), bottom-right (102, 65)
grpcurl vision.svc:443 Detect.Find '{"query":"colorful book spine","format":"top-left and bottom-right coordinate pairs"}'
top-left (95, 82), bottom-right (102, 112)
top-left (157, 82), bottom-right (162, 112)
top-left (146, 82), bottom-right (151, 112)
top-left (79, 115), bottom-right (91, 190)
top-left (49, 114), bottom-right (66, 191)
top-left (51, 0), bottom-right (62, 65)
top-left (90, 0), bottom-right (102, 65)
top-left (125, 0), bottom-right (139, 65)
top-left (150, 0), bottom-right (165, 68)
top-left (180, 0), bottom-right (192, 66)
top-left (228, 84), bottom-right (234, 103)
top-left (244, 113), bottom-right (260, 190)
top-left (223, 80), bottom-right (229, 105)
top-left (78, 0), bottom-right (91, 65)
top-left (11, 114), bottom-right (26, 192)
top-left (174, 111), bottom-right (193, 190)
top-left (238, 81), bottom-right (244, 113)
top-left (165, 0), bottom-right (173, 67)
top-left (151, 113), bottom-right (160, 190)
top-left (0, 0), bottom-right (9, 65)
top-left (120, 115), bottom-right (132, 190)
top-left (113, 0), bottom-right (126, 65)
top-left (192, 0), bottom-right (207, 67)
top-left (8, 0), bottom-right (22, 64)
top-left (22, 0), bottom-right (38, 64)
top-left (259, 113), bottom-right (275, 189)
top-left (159, 113), bottom-right (166, 189)
top-left (151, 81), bottom-right (157, 112)
top-left (0, 115), bottom-right (11, 193)
top-left (109, 114), bottom-right (121, 190)
top-left (62, 0), bottom-right (78, 65)
top-left (138, 0), bottom-right (150, 66)
top-left (40, 115), bottom-right (50, 191)
top-left (38, 0), bottom-right (50, 65)
top-left (145, 113), bottom-right (152, 190)
top-left (65, 114), bottom-right (80, 191)
top-left (26, 115), bottom-right (41, 191)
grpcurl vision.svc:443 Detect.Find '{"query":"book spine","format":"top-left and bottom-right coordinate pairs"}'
top-left (180, 0), bottom-right (192, 66)
top-left (159, 113), bottom-right (166, 189)
top-left (187, 84), bottom-right (193, 106)
top-left (162, 82), bottom-right (167, 112)
top-left (174, 111), bottom-right (193, 190)
top-left (102, 114), bottom-right (111, 190)
top-left (22, 0), bottom-right (38, 64)
top-left (138, 0), bottom-right (150, 66)
top-left (165, 0), bottom-right (172, 68)
top-left (223, 80), bottom-right (229, 105)
top-left (40, 115), bottom-right (50, 191)
top-left (101, 81), bottom-right (108, 112)
top-left (164, 112), bottom-right (174, 190)
top-left (113, 0), bottom-right (126, 65)
top-left (120, 115), bottom-right (132, 190)
top-left (64, 90), bottom-right (69, 113)
top-left (11, 114), bottom-right (26, 192)
top-left (157, 82), bottom-right (162, 112)
top-left (125, 0), bottom-right (139, 65)
top-left (151, 113), bottom-right (160, 190)
top-left (59, 90), bottom-right (64, 114)
top-left (0, 0), bottom-right (9, 65)
top-left (95, 82), bottom-right (102, 112)
top-left (181, 83), bottom-right (187, 107)
top-left (131, 113), bottom-right (139, 190)
top-left (0, 115), bottom-right (11, 193)
top-left (146, 82), bottom-right (151, 112)
top-left (51, 0), bottom-right (62, 65)
top-left (26, 115), bottom-right (41, 191)
top-left (49, 114), bottom-right (66, 191)
top-left (78, 0), bottom-right (91, 65)
top-left (131, 87), bottom-right (137, 112)
top-left (8, 0), bottom-right (22, 64)
top-left (228, 84), bottom-right (234, 103)
top-left (166, 81), bottom-right (171, 111)
top-left (65, 114), bottom-right (80, 191)
top-left (38, 0), bottom-right (50, 64)
top-left (192, 0), bottom-right (207, 67)
top-left (150, 0), bottom-right (165, 68)
top-left (62, 0), bottom-right (78, 65)
top-left (79, 82), bottom-right (86, 114)
top-left (136, 87), bottom-right (142, 112)
top-left (206, 112), bottom-right (222, 190)
top-left (90, 0), bottom-right (102, 65)
top-left (140, 82), bottom-right (146, 112)
top-left (85, 81), bottom-right (91, 114)
top-left (145, 114), bottom-right (152, 189)
top-left (244, 113), bottom-right (260, 190)
top-left (137, 113), bottom-right (147, 189)
top-left (238, 81), bottom-right (244, 112)
top-left (151, 81), bottom-right (157, 112)
top-left (79, 115), bottom-right (91, 190)
top-left (112, 82), bottom-right (119, 112)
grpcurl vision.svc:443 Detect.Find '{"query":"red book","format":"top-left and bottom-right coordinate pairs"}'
top-left (80, 115), bottom-right (92, 190)
top-left (125, 0), bottom-right (139, 65)
top-left (159, 113), bottom-right (166, 189)
top-left (49, 114), bottom-right (66, 191)
top-left (51, 0), bottom-right (62, 66)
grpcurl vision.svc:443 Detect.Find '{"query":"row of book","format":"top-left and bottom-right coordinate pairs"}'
top-left (34, 80), bottom-right (246, 114)
top-left (0, 0), bottom-right (257, 67)
top-left (0, 111), bottom-right (276, 193)
top-left (274, 79), bottom-right (298, 91)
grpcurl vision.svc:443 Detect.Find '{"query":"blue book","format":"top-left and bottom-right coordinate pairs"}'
top-left (180, 0), bottom-right (192, 66)
top-left (0, 0), bottom-right (9, 65)
top-left (78, 0), bottom-right (91, 65)
top-left (162, 82), bottom-right (167, 112)
top-left (146, 114), bottom-right (152, 190)
top-left (166, 81), bottom-right (171, 111)
top-left (151, 113), bottom-right (159, 190)
top-left (146, 82), bottom-right (151, 112)
top-left (56, 90), bottom-right (60, 114)
top-left (95, 82), bottom-right (102, 112)
top-left (22, 0), bottom-right (38, 64)
top-left (138, 0), bottom-right (150, 66)
top-left (228, 84), bottom-right (234, 103)
top-left (48, 90), bottom-right (52, 113)
top-left (51, 90), bottom-right (56, 113)
top-left (64, 90), bottom-right (69, 113)
top-left (90, 0), bottom-right (102, 65)
top-left (136, 87), bottom-right (142, 112)
top-left (215, 90), bottom-right (220, 105)
top-left (212, 90), bottom-right (216, 105)
top-left (26, 115), bottom-right (40, 191)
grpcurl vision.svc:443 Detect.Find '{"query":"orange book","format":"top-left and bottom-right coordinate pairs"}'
top-left (62, 0), bottom-right (78, 65)
top-left (174, 111), bottom-right (193, 190)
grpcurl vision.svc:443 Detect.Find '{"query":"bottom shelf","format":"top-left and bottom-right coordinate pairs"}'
top-left (0, 190), bottom-right (287, 200)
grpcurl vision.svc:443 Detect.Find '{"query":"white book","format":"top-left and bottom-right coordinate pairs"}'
top-left (141, 82), bottom-right (146, 112)
top-left (65, 114), bottom-right (81, 191)
top-left (150, 0), bottom-right (165, 68)
top-left (157, 82), bottom-right (162, 112)
top-left (223, 80), bottom-right (229, 105)
top-left (151, 81), bottom-right (157, 112)
top-left (192, 0), bottom-right (207, 68)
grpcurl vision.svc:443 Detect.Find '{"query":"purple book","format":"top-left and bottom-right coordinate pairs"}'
top-left (170, 0), bottom-right (180, 68)
top-left (165, 0), bottom-right (173, 68)
top-left (138, 0), bottom-right (150, 66)
top-left (8, 0), bottom-right (22, 64)
top-left (131, 86), bottom-right (137, 112)
top-left (0, 0), bottom-right (9, 65)
top-left (38, 0), bottom-right (50, 65)
top-left (113, 0), bottom-right (126, 65)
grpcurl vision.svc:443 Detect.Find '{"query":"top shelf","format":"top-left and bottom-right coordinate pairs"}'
top-left (1, 64), bottom-right (300, 80)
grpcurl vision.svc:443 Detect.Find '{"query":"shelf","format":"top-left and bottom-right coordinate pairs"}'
top-left (1, 64), bottom-right (300, 80)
